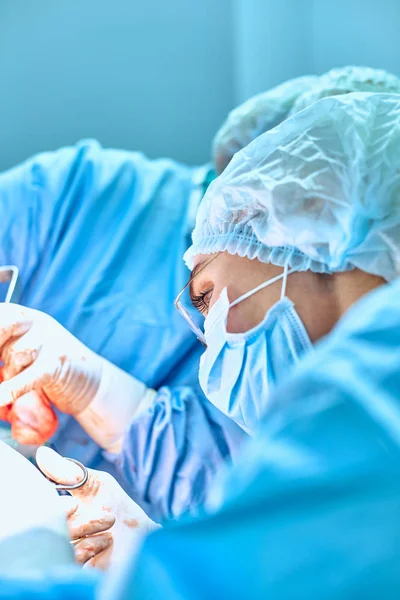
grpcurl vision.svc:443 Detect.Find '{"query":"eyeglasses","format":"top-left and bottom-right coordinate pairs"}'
top-left (175, 255), bottom-right (293, 347)
top-left (174, 254), bottom-right (220, 347)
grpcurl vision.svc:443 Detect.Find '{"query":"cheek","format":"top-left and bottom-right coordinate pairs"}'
top-left (226, 297), bottom-right (270, 334)
top-left (226, 304), bottom-right (256, 334)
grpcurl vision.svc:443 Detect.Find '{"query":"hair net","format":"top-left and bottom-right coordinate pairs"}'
top-left (290, 65), bottom-right (400, 115)
top-left (213, 66), bottom-right (400, 175)
top-left (185, 93), bottom-right (400, 282)
top-left (212, 76), bottom-right (318, 174)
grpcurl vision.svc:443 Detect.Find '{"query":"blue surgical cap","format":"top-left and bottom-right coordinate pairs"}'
top-left (185, 93), bottom-right (400, 282)
top-left (213, 75), bottom-right (318, 174)
top-left (213, 66), bottom-right (400, 175)
top-left (290, 65), bottom-right (400, 115)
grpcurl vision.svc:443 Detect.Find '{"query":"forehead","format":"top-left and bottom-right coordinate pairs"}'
top-left (192, 253), bottom-right (219, 269)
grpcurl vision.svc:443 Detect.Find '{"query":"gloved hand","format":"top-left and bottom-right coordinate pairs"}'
top-left (0, 303), bottom-right (156, 451)
top-left (0, 441), bottom-right (72, 573)
top-left (36, 447), bottom-right (160, 570)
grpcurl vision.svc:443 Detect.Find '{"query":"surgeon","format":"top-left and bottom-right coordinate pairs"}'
top-left (1, 91), bottom-right (400, 597)
top-left (1, 67), bottom-right (399, 524)
top-left (0, 73), bottom-right (322, 521)
top-left (42, 90), bottom-right (400, 568)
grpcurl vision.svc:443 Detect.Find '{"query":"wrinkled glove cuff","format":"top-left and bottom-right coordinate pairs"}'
top-left (76, 359), bottom-right (156, 453)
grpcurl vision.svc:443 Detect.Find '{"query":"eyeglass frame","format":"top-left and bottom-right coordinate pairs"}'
top-left (174, 253), bottom-right (221, 347)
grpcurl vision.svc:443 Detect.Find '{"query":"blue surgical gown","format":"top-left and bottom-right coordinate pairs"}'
top-left (2, 278), bottom-right (400, 598)
top-left (0, 140), bottom-right (246, 520)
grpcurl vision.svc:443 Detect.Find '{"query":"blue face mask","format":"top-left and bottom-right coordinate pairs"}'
top-left (198, 267), bottom-right (313, 436)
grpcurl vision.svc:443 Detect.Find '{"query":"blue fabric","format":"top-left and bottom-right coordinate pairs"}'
top-left (0, 140), bottom-right (247, 520)
top-left (0, 569), bottom-right (99, 600)
top-left (117, 385), bottom-right (244, 520)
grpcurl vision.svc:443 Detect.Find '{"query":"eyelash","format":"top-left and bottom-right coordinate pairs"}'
top-left (191, 290), bottom-right (213, 314)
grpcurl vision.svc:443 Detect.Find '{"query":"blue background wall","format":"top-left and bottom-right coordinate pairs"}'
top-left (234, 0), bottom-right (400, 100)
top-left (0, 0), bottom-right (234, 169)
top-left (0, 0), bottom-right (399, 171)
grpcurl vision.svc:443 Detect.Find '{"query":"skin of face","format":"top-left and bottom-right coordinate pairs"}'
top-left (190, 252), bottom-right (386, 342)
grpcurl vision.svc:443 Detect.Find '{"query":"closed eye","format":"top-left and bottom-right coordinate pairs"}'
top-left (191, 289), bottom-right (213, 314)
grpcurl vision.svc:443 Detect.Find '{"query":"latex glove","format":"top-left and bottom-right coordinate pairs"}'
top-left (0, 303), bottom-right (156, 451)
top-left (36, 447), bottom-right (160, 570)
top-left (0, 441), bottom-right (72, 574)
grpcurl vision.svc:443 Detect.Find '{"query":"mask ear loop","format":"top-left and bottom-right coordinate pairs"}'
top-left (230, 271), bottom-right (285, 308)
top-left (280, 261), bottom-right (290, 299)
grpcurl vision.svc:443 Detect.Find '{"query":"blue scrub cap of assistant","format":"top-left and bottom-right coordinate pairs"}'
top-left (213, 66), bottom-right (400, 175)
